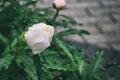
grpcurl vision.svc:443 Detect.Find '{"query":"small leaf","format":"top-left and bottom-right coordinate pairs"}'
top-left (16, 54), bottom-right (38, 80)
top-left (55, 20), bottom-right (71, 28)
top-left (0, 33), bottom-right (9, 45)
top-left (76, 56), bottom-right (84, 76)
top-left (0, 54), bottom-right (15, 71)
top-left (44, 64), bottom-right (73, 71)
top-left (10, 37), bottom-right (18, 48)
top-left (84, 50), bottom-right (104, 80)
top-left (42, 49), bottom-right (73, 71)
top-left (57, 28), bottom-right (90, 37)
top-left (54, 37), bottom-right (74, 63)
top-left (104, 62), bottom-right (120, 68)
top-left (60, 15), bottom-right (83, 26)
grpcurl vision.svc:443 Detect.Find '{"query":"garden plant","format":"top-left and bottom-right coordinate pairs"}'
top-left (0, 0), bottom-right (119, 80)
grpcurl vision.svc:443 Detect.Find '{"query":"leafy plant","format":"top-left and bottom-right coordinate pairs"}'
top-left (0, 0), bottom-right (118, 80)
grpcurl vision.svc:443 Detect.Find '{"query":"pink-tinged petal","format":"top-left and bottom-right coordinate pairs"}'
top-left (25, 23), bottom-right (54, 54)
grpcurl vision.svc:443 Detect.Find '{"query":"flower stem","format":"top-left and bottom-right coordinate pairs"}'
top-left (33, 54), bottom-right (41, 80)
top-left (53, 9), bottom-right (59, 22)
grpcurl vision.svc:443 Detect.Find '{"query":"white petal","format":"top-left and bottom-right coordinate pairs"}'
top-left (24, 23), bottom-right (54, 54)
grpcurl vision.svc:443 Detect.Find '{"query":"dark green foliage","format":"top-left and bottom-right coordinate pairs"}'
top-left (57, 28), bottom-right (90, 38)
top-left (0, 54), bottom-right (15, 71)
top-left (83, 50), bottom-right (104, 80)
top-left (104, 62), bottom-right (120, 68)
top-left (0, 0), bottom-right (118, 80)
top-left (16, 53), bottom-right (38, 80)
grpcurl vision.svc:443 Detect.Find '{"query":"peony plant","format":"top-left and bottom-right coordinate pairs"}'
top-left (0, 0), bottom-right (118, 80)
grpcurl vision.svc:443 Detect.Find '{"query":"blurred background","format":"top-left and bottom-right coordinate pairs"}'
top-left (38, 0), bottom-right (120, 79)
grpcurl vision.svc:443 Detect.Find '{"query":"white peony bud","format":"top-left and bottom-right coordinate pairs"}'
top-left (53, 0), bottom-right (66, 10)
top-left (25, 23), bottom-right (54, 54)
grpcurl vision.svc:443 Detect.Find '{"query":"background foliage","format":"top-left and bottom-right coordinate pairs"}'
top-left (0, 0), bottom-right (119, 80)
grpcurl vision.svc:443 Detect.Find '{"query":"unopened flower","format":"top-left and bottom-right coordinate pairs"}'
top-left (53, 0), bottom-right (66, 10)
top-left (25, 23), bottom-right (54, 54)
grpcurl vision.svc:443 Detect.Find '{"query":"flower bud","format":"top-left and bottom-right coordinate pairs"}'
top-left (53, 0), bottom-right (66, 10)
top-left (25, 23), bottom-right (54, 54)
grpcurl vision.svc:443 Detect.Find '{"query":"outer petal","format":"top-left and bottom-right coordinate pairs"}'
top-left (29, 23), bottom-right (47, 30)
top-left (25, 27), bottom-right (50, 54)
top-left (53, 0), bottom-right (66, 9)
top-left (31, 33), bottom-right (50, 54)
top-left (45, 25), bottom-right (54, 42)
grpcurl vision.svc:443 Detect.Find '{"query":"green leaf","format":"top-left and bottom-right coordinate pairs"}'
top-left (42, 49), bottom-right (73, 71)
top-left (16, 54), bottom-right (38, 80)
top-left (64, 42), bottom-right (85, 58)
top-left (55, 20), bottom-right (71, 28)
top-left (44, 64), bottom-right (73, 71)
top-left (76, 56), bottom-right (84, 76)
top-left (2, 37), bottom-right (19, 55)
top-left (10, 37), bottom-right (18, 49)
top-left (0, 33), bottom-right (9, 45)
top-left (0, 54), bottom-right (15, 71)
top-left (25, 1), bottom-right (37, 6)
top-left (78, 60), bottom-right (84, 76)
top-left (57, 28), bottom-right (90, 37)
top-left (104, 62), bottom-right (120, 68)
top-left (54, 37), bottom-right (74, 63)
top-left (84, 50), bottom-right (104, 80)
top-left (60, 15), bottom-right (83, 26)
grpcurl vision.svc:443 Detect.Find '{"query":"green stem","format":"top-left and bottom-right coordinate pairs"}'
top-left (33, 54), bottom-right (41, 80)
top-left (53, 9), bottom-right (59, 22)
